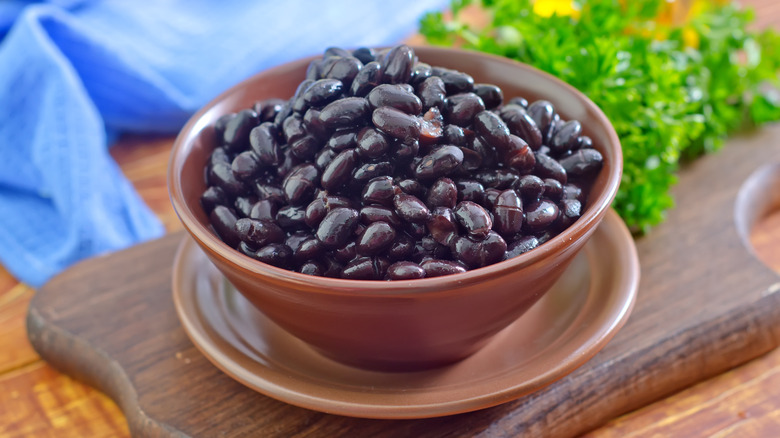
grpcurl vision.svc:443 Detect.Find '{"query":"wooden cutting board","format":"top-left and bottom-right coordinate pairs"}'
top-left (26, 125), bottom-right (780, 438)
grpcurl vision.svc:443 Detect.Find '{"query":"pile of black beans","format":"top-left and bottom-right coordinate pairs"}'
top-left (201, 44), bottom-right (603, 280)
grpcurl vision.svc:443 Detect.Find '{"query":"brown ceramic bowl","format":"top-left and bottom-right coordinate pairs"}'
top-left (168, 46), bottom-right (622, 371)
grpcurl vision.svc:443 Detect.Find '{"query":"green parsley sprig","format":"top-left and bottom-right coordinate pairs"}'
top-left (420, 0), bottom-right (780, 233)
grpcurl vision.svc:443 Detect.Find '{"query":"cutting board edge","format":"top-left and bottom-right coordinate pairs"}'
top-left (26, 305), bottom-right (190, 438)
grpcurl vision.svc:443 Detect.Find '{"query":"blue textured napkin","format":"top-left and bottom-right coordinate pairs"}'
top-left (0, 0), bottom-right (448, 287)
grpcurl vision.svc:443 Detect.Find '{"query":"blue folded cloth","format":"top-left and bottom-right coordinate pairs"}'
top-left (0, 0), bottom-right (448, 287)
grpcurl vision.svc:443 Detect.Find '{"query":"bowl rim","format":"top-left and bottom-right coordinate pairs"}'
top-left (167, 45), bottom-right (623, 296)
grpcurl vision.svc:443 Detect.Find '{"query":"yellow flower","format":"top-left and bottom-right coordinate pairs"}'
top-left (533, 0), bottom-right (580, 19)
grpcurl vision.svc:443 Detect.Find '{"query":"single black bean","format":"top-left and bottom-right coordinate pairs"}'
top-left (285, 231), bottom-right (310, 255)
top-left (324, 47), bottom-right (352, 58)
top-left (353, 161), bottom-right (394, 183)
top-left (543, 178), bottom-right (563, 200)
top-left (249, 122), bottom-right (282, 166)
top-left (470, 136), bottom-right (498, 169)
top-left (302, 108), bottom-right (328, 141)
top-left (341, 257), bottom-right (378, 280)
top-left (322, 56), bottom-right (362, 88)
top-left (527, 100), bottom-right (555, 143)
top-left (414, 145), bottom-right (464, 181)
top-left (420, 259), bottom-right (468, 277)
top-left (431, 67), bottom-right (474, 94)
top-left (534, 152), bottom-right (568, 184)
top-left (417, 76), bottom-right (446, 110)
top-left (474, 111), bottom-right (511, 152)
top-left (483, 188), bottom-right (501, 210)
top-left (255, 243), bottom-right (293, 268)
top-left (513, 175), bottom-right (545, 202)
top-left (524, 199), bottom-right (560, 232)
top-left (381, 44), bottom-right (414, 84)
top-left (208, 161), bottom-right (244, 196)
top-left (557, 198), bottom-right (582, 229)
top-left (563, 183), bottom-right (584, 202)
top-left (449, 235), bottom-right (482, 268)
top-left (473, 84), bottom-right (503, 109)
top-left (372, 106), bottom-right (421, 143)
top-left (249, 199), bottom-right (277, 221)
top-left (210, 206), bottom-right (240, 247)
top-left (201, 186), bottom-right (228, 214)
top-left (273, 100), bottom-right (293, 126)
top-left (352, 47), bottom-right (376, 64)
top-left (427, 177), bottom-right (458, 209)
top-left (209, 146), bottom-right (231, 167)
top-left (551, 120), bottom-right (582, 155)
top-left (427, 207), bottom-right (458, 245)
top-left (222, 109), bottom-right (258, 152)
top-left (367, 84), bottom-right (422, 114)
top-left (575, 135), bottom-right (592, 151)
top-left (505, 235), bottom-right (539, 259)
top-left (493, 190), bottom-right (523, 236)
top-left (356, 127), bottom-right (390, 158)
top-left (350, 61), bottom-right (382, 97)
top-left (305, 59), bottom-right (322, 81)
top-left (326, 128), bottom-right (358, 151)
top-left (289, 135), bottom-right (320, 160)
top-left (504, 135), bottom-right (536, 173)
top-left (387, 233), bottom-right (415, 261)
top-left (290, 79), bottom-right (315, 115)
top-left (508, 97), bottom-right (529, 108)
top-left (282, 115), bottom-right (306, 143)
top-left (360, 205), bottom-right (402, 227)
top-left (321, 149), bottom-right (357, 191)
top-left (282, 164), bottom-right (319, 205)
top-left (473, 169), bottom-right (519, 190)
top-left (304, 195), bottom-right (352, 228)
top-left (501, 106), bottom-right (543, 151)
top-left (303, 79), bottom-right (343, 109)
top-left (459, 146), bottom-right (482, 172)
top-left (391, 140), bottom-right (420, 163)
top-left (319, 97), bottom-right (370, 129)
top-left (254, 98), bottom-right (285, 123)
top-left (480, 231), bottom-right (507, 266)
top-left (385, 261), bottom-right (426, 280)
top-left (393, 193), bottom-right (430, 223)
top-left (314, 147), bottom-right (337, 170)
top-left (214, 113), bottom-right (235, 142)
top-left (443, 124), bottom-right (468, 146)
top-left (456, 180), bottom-right (485, 204)
top-left (233, 195), bottom-right (257, 217)
top-left (445, 93), bottom-right (485, 127)
top-left (410, 62), bottom-right (432, 86)
top-left (316, 207), bottom-right (360, 249)
top-left (558, 148), bottom-right (603, 179)
top-left (253, 182), bottom-right (285, 205)
top-left (276, 205), bottom-right (307, 230)
top-left (361, 176), bottom-right (396, 206)
top-left (357, 221), bottom-right (397, 256)
top-left (231, 151), bottom-right (261, 181)
top-left (298, 260), bottom-right (325, 276)
top-left (234, 218), bottom-right (285, 247)
top-left (454, 201), bottom-right (493, 239)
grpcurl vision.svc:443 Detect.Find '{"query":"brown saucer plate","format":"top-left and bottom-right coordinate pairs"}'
top-left (172, 209), bottom-right (639, 419)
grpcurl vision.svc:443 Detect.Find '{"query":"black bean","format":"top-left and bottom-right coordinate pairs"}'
top-left (304, 195), bottom-right (352, 228)
top-left (276, 205), bottom-right (307, 230)
top-left (420, 259), bottom-right (468, 277)
top-left (233, 195), bottom-right (257, 217)
top-left (391, 140), bottom-right (420, 163)
top-left (353, 161), bottom-right (394, 183)
top-left (357, 221), bottom-right (397, 256)
top-left (316, 207), bottom-right (360, 249)
top-left (381, 44), bottom-right (414, 84)
top-left (238, 241), bottom-right (258, 258)
top-left (314, 147), bottom-right (337, 171)
top-left (234, 217), bottom-right (285, 248)
top-left (290, 79), bottom-right (315, 115)
top-left (324, 47), bottom-right (352, 58)
top-left (557, 198), bottom-right (582, 229)
top-left (321, 149), bottom-right (357, 191)
top-left (214, 113), bottom-right (235, 142)
top-left (254, 98), bottom-right (285, 123)
top-left (393, 193), bottom-right (430, 223)
top-left (385, 261), bottom-right (426, 280)
top-left (445, 93), bottom-right (485, 127)
top-left (563, 183), bottom-right (584, 202)
top-left (321, 258), bottom-right (344, 278)
top-left (253, 181), bottom-right (285, 205)
top-left (575, 135), bottom-right (592, 151)
top-left (319, 97), bottom-right (370, 129)
top-left (550, 120), bottom-right (582, 155)
top-left (352, 47), bottom-right (376, 64)
top-left (454, 201), bottom-right (493, 239)
top-left (470, 136), bottom-right (498, 169)
top-left (474, 111), bottom-right (511, 152)
top-left (501, 106), bottom-right (543, 151)
top-left (210, 206), bottom-right (240, 248)
top-left (201, 186), bottom-right (228, 214)
top-left (222, 109), bottom-right (258, 152)
top-left (298, 260), bottom-right (325, 276)
top-left (322, 56), bottom-right (362, 88)
top-left (417, 76), bottom-right (446, 110)
top-left (387, 233), bottom-right (415, 261)
top-left (524, 199), bottom-right (559, 232)
top-left (543, 178), bottom-right (563, 200)
top-left (361, 176), bottom-right (396, 206)
top-left (208, 162), bottom-right (244, 196)
top-left (356, 127), bottom-right (390, 158)
top-left (493, 190), bottom-right (523, 236)
top-left (459, 146), bottom-right (483, 172)
top-left (534, 152), bottom-right (568, 184)
top-left (473, 83), bottom-right (503, 109)
top-left (276, 153), bottom-right (301, 180)
top-left (332, 240), bottom-right (357, 263)
top-left (413, 235), bottom-right (451, 262)
top-left (303, 79), bottom-right (344, 108)
top-left (473, 169), bottom-right (518, 190)
top-left (350, 61), bottom-right (382, 97)
top-left (508, 97), bottom-right (529, 108)
top-left (273, 100), bottom-right (293, 126)
top-left (483, 188), bottom-right (501, 210)
top-left (414, 145), bottom-right (464, 181)
top-left (456, 180), bottom-right (485, 204)
top-left (405, 221), bottom-right (428, 239)
top-left (527, 100), bottom-right (556, 143)
top-left (427, 177), bottom-right (458, 209)
top-left (341, 257), bottom-right (376, 280)
top-left (427, 207), bottom-right (458, 245)
top-left (504, 135), bottom-right (536, 173)
top-left (372, 106), bottom-right (421, 143)
top-left (432, 67), bottom-right (474, 94)
top-left (305, 59), bottom-right (322, 81)
top-left (209, 146), bottom-right (231, 167)
top-left (282, 164), bottom-right (319, 205)
top-left (505, 235), bottom-right (539, 259)
top-left (443, 124), bottom-right (468, 146)
top-left (231, 151), bottom-right (261, 181)
top-left (410, 62), bottom-right (432, 86)
top-left (255, 243), bottom-right (293, 268)
top-left (360, 205), bottom-right (402, 227)
top-left (249, 199), bottom-right (277, 221)
top-left (249, 122), bottom-right (282, 166)
top-left (367, 84), bottom-right (422, 114)
top-left (289, 135), bottom-right (320, 160)
top-left (480, 231), bottom-right (508, 266)
top-left (558, 148), bottom-right (603, 179)
top-left (513, 175), bottom-right (545, 202)
top-left (327, 128), bottom-right (358, 151)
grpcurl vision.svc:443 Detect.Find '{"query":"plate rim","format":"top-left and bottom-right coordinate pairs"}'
top-left (172, 209), bottom-right (639, 419)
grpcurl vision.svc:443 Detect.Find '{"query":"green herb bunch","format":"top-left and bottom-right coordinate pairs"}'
top-left (420, 0), bottom-right (780, 233)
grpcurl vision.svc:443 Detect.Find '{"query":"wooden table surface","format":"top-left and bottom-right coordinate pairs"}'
top-left (2, 3), bottom-right (780, 437)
